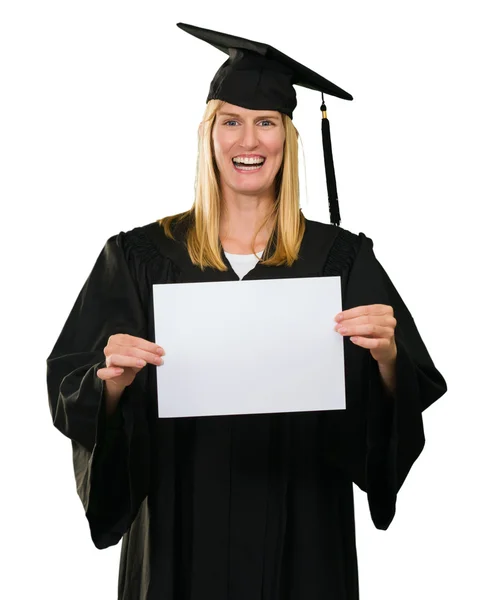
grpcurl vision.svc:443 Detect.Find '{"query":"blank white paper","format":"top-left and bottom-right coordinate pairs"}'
top-left (153, 276), bottom-right (345, 418)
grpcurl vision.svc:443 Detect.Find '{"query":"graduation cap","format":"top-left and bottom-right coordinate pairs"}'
top-left (177, 22), bottom-right (353, 226)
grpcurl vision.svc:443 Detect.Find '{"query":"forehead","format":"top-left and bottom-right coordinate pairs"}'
top-left (217, 102), bottom-right (281, 119)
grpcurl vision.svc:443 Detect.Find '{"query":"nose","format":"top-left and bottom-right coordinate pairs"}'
top-left (239, 122), bottom-right (259, 150)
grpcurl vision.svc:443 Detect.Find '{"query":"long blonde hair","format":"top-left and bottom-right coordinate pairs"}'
top-left (158, 99), bottom-right (305, 271)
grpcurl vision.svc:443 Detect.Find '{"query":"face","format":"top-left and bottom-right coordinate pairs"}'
top-left (211, 103), bottom-right (285, 198)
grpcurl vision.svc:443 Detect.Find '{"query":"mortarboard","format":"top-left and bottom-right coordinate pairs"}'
top-left (177, 22), bottom-right (353, 226)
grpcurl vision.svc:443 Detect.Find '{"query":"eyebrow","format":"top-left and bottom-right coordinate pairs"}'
top-left (217, 112), bottom-right (280, 120)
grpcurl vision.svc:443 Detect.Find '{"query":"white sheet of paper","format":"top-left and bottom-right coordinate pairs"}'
top-left (153, 276), bottom-right (345, 418)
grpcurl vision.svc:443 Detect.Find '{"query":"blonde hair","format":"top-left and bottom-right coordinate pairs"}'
top-left (158, 99), bottom-right (305, 271)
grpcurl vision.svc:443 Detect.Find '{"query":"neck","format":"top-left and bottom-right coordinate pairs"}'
top-left (219, 187), bottom-right (275, 250)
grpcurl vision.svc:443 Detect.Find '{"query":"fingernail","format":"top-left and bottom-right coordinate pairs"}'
top-left (137, 359), bottom-right (146, 367)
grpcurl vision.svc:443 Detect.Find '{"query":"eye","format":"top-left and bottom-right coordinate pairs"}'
top-left (224, 120), bottom-right (239, 126)
top-left (258, 120), bottom-right (274, 127)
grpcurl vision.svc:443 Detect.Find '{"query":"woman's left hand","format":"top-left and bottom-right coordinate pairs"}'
top-left (334, 304), bottom-right (397, 365)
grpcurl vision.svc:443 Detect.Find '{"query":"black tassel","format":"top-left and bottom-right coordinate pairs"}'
top-left (321, 95), bottom-right (341, 226)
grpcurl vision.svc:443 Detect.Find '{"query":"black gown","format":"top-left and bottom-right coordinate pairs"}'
top-left (46, 216), bottom-right (447, 600)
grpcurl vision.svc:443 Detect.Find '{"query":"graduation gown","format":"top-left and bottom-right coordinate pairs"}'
top-left (46, 216), bottom-right (447, 600)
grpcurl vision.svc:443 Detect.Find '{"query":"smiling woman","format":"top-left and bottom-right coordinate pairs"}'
top-left (46, 21), bottom-right (447, 600)
top-left (213, 106), bottom-right (285, 194)
top-left (159, 97), bottom-right (304, 267)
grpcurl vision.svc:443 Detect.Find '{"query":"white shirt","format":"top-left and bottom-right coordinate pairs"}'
top-left (224, 250), bottom-right (264, 280)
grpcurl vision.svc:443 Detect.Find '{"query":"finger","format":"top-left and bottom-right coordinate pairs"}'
top-left (106, 354), bottom-right (147, 369)
top-left (350, 315), bottom-right (397, 328)
top-left (335, 304), bottom-right (393, 322)
top-left (108, 333), bottom-right (165, 355)
top-left (107, 344), bottom-right (164, 365)
top-left (96, 366), bottom-right (125, 381)
top-left (349, 336), bottom-right (392, 349)
top-left (336, 324), bottom-right (395, 338)
top-left (357, 315), bottom-right (396, 329)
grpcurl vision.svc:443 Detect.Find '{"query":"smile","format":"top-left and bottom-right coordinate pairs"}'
top-left (232, 156), bottom-right (266, 172)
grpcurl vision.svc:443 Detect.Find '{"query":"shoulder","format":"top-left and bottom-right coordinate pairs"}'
top-left (302, 217), bottom-right (373, 275)
top-left (303, 216), bottom-right (369, 252)
top-left (117, 218), bottom-right (186, 261)
top-left (98, 219), bottom-right (187, 282)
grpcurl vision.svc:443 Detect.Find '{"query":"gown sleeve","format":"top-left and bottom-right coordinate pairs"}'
top-left (324, 232), bottom-right (447, 530)
top-left (46, 232), bottom-right (151, 549)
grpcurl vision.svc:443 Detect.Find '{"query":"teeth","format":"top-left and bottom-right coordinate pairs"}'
top-left (233, 157), bottom-right (265, 165)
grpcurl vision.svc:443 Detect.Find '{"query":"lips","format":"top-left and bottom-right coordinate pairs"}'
top-left (232, 155), bottom-right (266, 172)
top-left (232, 156), bottom-right (265, 166)
top-left (232, 162), bottom-right (265, 172)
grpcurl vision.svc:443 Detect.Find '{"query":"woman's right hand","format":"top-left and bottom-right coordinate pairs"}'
top-left (96, 334), bottom-right (165, 410)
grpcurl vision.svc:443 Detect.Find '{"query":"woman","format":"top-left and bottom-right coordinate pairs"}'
top-left (47, 23), bottom-right (447, 600)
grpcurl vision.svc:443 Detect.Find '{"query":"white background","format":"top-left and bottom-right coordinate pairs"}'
top-left (1, 1), bottom-right (489, 598)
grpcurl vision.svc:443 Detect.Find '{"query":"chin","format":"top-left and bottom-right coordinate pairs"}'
top-left (229, 176), bottom-right (276, 196)
top-left (233, 184), bottom-right (272, 196)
